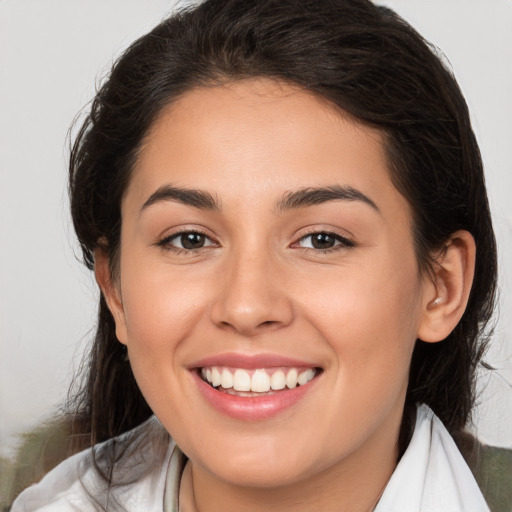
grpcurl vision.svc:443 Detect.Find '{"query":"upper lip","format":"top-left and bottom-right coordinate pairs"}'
top-left (189, 352), bottom-right (321, 370)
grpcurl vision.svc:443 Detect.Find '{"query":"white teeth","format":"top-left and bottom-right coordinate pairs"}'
top-left (298, 369), bottom-right (314, 386)
top-left (270, 370), bottom-right (286, 390)
top-left (221, 368), bottom-right (233, 389)
top-left (297, 370), bottom-right (308, 386)
top-left (286, 368), bottom-right (298, 389)
top-left (251, 369), bottom-right (271, 392)
top-left (233, 369), bottom-right (251, 391)
top-left (201, 366), bottom-right (317, 393)
top-left (211, 367), bottom-right (221, 387)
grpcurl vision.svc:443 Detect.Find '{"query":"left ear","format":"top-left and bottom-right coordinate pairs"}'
top-left (417, 230), bottom-right (476, 343)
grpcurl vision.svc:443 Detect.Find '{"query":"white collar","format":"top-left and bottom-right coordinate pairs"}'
top-left (375, 404), bottom-right (489, 512)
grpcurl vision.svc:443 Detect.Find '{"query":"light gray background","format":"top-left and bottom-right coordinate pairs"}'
top-left (1, 0), bottom-right (511, 457)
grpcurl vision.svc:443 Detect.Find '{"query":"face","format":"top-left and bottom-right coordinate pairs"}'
top-left (104, 79), bottom-right (433, 490)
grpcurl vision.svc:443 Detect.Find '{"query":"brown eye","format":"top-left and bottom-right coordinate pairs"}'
top-left (310, 233), bottom-right (337, 249)
top-left (180, 232), bottom-right (206, 249)
top-left (297, 232), bottom-right (355, 251)
top-left (159, 231), bottom-right (216, 251)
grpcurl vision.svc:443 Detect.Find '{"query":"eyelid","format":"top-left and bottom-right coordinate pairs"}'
top-left (154, 225), bottom-right (355, 254)
top-left (156, 226), bottom-right (219, 251)
top-left (291, 228), bottom-right (356, 252)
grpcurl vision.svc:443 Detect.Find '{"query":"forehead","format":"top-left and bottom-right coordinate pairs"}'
top-left (126, 79), bottom-right (406, 217)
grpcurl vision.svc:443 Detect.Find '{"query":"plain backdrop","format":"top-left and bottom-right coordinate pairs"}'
top-left (1, 0), bottom-right (511, 457)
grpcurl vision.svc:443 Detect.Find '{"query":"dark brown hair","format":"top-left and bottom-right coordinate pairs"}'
top-left (69, 0), bottom-right (497, 455)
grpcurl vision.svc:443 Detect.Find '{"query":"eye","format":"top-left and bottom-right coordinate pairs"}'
top-left (296, 231), bottom-right (355, 251)
top-left (158, 231), bottom-right (216, 251)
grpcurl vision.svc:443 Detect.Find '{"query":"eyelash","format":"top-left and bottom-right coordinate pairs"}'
top-left (156, 229), bottom-right (216, 254)
top-left (157, 228), bottom-right (355, 255)
top-left (294, 230), bottom-right (356, 253)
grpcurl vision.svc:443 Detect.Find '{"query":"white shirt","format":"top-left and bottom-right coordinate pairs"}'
top-left (11, 404), bottom-right (489, 511)
top-left (375, 405), bottom-right (489, 511)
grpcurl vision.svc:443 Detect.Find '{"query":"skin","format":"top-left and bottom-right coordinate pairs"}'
top-left (96, 79), bottom-right (475, 512)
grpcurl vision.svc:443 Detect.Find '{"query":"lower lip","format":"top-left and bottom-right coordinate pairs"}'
top-left (192, 371), bottom-right (319, 421)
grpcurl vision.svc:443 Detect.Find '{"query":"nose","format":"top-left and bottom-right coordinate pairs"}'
top-left (210, 249), bottom-right (294, 336)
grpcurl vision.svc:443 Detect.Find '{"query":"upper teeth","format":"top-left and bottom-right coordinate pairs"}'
top-left (201, 366), bottom-right (316, 393)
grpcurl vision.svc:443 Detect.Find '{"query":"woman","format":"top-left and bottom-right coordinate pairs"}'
top-left (11, 0), bottom-right (499, 510)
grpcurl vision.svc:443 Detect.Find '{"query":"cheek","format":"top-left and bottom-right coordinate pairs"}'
top-left (303, 254), bottom-right (421, 336)
top-left (299, 268), bottom-right (421, 441)
top-left (117, 263), bottom-right (214, 419)
top-left (118, 258), bottom-right (211, 363)
top-left (299, 254), bottom-right (422, 384)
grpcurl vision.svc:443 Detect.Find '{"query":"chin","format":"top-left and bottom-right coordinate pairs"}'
top-left (209, 458), bottom-right (309, 489)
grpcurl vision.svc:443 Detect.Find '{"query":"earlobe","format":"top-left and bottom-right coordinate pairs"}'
top-left (417, 230), bottom-right (476, 343)
top-left (94, 248), bottom-right (128, 345)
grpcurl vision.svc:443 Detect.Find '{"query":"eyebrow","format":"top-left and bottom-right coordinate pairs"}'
top-left (141, 184), bottom-right (378, 215)
top-left (275, 185), bottom-right (379, 213)
top-left (141, 185), bottom-right (221, 212)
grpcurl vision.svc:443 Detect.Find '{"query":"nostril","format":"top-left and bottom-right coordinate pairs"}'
top-left (210, 288), bottom-right (294, 335)
top-left (217, 319), bottom-right (278, 334)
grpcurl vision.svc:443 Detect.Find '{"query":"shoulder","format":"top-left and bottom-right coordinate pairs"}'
top-left (377, 404), bottom-right (491, 512)
top-left (394, 405), bottom-right (512, 512)
top-left (10, 447), bottom-right (96, 512)
top-left (10, 416), bottom-right (174, 512)
top-left (451, 420), bottom-right (512, 511)
top-left (468, 442), bottom-right (512, 512)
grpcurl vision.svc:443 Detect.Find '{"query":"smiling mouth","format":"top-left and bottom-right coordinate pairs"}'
top-left (199, 366), bottom-right (321, 396)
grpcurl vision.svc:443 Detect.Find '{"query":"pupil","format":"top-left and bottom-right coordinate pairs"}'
top-left (181, 233), bottom-right (205, 249)
top-left (312, 233), bottom-right (335, 249)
